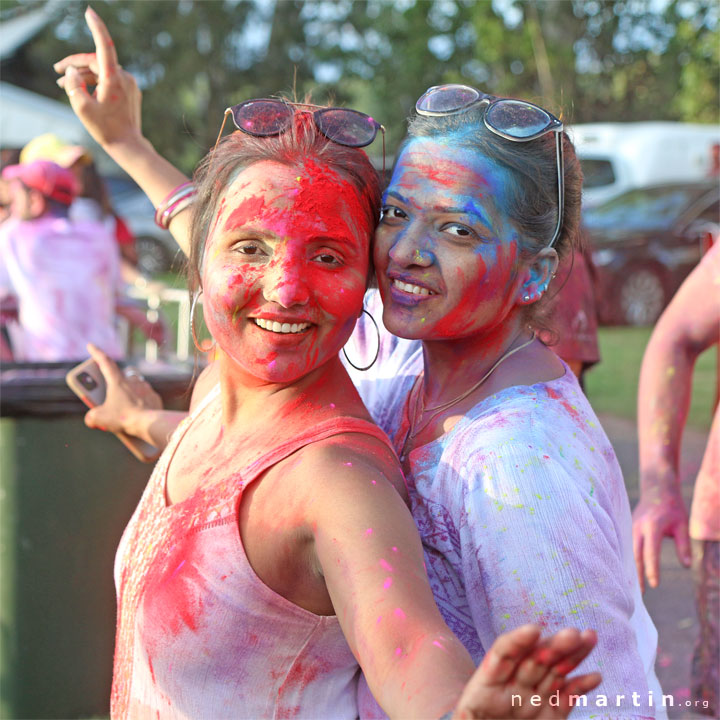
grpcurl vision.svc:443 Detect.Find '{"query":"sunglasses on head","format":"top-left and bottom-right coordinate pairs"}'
top-left (217, 98), bottom-right (386, 172)
top-left (416, 84), bottom-right (564, 248)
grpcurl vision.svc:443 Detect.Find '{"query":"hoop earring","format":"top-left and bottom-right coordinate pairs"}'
top-left (342, 309), bottom-right (380, 372)
top-left (190, 290), bottom-right (215, 353)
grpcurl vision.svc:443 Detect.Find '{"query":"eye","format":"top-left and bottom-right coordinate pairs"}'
top-left (312, 251), bottom-right (342, 266)
top-left (233, 241), bottom-right (268, 257)
top-left (441, 223), bottom-right (478, 240)
top-left (380, 205), bottom-right (408, 222)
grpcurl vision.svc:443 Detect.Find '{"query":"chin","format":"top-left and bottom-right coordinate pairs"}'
top-left (381, 307), bottom-right (428, 341)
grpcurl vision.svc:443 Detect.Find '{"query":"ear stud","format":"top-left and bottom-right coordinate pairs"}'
top-left (523, 294), bottom-right (531, 302)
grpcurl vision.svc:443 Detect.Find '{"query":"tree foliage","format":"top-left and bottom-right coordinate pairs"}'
top-left (2, 0), bottom-right (717, 172)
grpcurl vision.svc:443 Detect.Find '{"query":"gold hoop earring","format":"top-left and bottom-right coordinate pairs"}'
top-left (342, 309), bottom-right (380, 372)
top-left (190, 290), bottom-right (215, 353)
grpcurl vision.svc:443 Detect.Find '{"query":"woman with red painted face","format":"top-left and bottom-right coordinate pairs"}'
top-left (53, 9), bottom-right (603, 720)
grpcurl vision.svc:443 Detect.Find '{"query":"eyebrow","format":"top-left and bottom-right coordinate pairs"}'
top-left (433, 204), bottom-right (492, 225)
top-left (384, 190), bottom-right (410, 204)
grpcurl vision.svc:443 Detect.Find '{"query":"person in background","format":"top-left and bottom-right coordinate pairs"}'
top-left (20, 133), bottom-right (141, 281)
top-left (0, 148), bottom-right (22, 224)
top-left (633, 240), bottom-right (719, 718)
top-left (21, 133), bottom-right (167, 349)
top-left (538, 235), bottom-right (600, 389)
top-left (0, 159), bottom-right (122, 361)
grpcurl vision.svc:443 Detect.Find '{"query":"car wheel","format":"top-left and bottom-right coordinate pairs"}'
top-left (618, 267), bottom-right (666, 325)
top-left (135, 236), bottom-right (171, 276)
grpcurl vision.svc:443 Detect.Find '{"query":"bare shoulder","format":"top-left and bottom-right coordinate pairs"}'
top-left (189, 361), bottom-right (220, 412)
top-left (288, 431), bottom-right (408, 507)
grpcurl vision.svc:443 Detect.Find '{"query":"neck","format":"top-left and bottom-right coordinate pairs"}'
top-left (420, 314), bottom-right (528, 404)
top-left (217, 350), bottom-right (360, 432)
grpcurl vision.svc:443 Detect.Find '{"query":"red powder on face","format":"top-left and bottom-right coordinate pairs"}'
top-left (201, 160), bottom-right (372, 384)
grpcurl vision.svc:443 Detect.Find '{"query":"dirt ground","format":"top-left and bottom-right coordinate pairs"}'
top-left (599, 413), bottom-right (716, 720)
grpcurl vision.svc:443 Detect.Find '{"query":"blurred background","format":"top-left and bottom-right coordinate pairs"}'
top-left (0, 1), bottom-right (718, 718)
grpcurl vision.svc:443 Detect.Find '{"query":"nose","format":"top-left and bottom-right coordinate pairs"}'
top-left (261, 251), bottom-right (310, 308)
top-left (387, 222), bottom-right (435, 268)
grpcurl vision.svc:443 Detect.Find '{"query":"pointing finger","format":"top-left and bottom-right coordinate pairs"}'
top-left (85, 6), bottom-right (119, 81)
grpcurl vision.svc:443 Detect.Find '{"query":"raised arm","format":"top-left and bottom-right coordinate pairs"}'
top-left (54, 7), bottom-right (191, 256)
top-left (304, 441), bottom-right (599, 719)
top-left (633, 243), bottom-right (720, 590)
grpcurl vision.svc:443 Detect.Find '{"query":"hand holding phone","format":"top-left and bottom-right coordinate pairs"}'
top-left (66, 349), bottom-right (161, 463)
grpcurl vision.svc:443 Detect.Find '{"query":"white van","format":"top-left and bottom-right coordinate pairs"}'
top-left (569, 122), bottom-right (720, 207)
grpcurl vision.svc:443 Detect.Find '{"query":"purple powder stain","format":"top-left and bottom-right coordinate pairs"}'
top-left (379, 559), bottom-right (393, 572)
top-left (383, 577), bottom-right (393, 589)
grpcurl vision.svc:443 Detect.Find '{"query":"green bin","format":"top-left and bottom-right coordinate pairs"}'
top-left (0, 363), bottom-right (192, 719)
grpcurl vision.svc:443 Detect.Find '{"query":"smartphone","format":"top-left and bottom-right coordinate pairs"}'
top-left (66, 358), bottom-right (160, 463)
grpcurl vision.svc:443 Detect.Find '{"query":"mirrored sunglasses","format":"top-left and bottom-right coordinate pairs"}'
top-left (416, 84), bottom-right (564, 247)
top-left (216, 98), bottom-right (386, 172)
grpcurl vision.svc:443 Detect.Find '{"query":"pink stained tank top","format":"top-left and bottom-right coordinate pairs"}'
top-left (111, 384), bottom-right (397, 719)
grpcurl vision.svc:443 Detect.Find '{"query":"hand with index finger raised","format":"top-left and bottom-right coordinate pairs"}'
top-left (54, 6), bottom-right (144, 152)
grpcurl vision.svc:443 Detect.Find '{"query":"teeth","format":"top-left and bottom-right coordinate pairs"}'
top-left (393, 279), bottom-right (432, 296)
top-left (254, 318), bottom-right (310, 334)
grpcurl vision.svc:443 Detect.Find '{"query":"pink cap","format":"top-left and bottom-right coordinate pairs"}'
top-left (2, 160), bottom-right (79, 206)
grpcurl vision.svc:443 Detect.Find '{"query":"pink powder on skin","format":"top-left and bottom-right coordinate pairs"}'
top-left (200, 160), bottom-right (373, 385)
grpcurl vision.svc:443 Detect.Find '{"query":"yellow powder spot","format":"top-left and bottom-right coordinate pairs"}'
top-left (535, 493), bottom-right (543, 499)
top-left (296, 176), bottom-right (302, 182)
top-left (502, 613), bottom-right (511, 619)
top-left (666, 366), bottom-right (676, 378)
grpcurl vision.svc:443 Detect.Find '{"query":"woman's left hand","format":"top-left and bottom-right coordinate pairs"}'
top-left (452, 625), bottom-right (601, 719)
top-left (53, 7), bottom-right (144, 152)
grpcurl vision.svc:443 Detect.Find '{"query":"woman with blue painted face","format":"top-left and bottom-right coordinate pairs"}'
top-left (347, 86), bottom-right (665, 719)
top-left (55, 13), bottom-right (658, 718)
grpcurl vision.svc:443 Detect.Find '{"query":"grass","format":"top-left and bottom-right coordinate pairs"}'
top-left (585, 326), bottom-right (716, 431)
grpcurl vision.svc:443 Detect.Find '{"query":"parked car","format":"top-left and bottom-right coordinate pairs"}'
top-left (105, 176), bottom-right (181, 276)
top-left (584, 182), bottom-right (719, 325)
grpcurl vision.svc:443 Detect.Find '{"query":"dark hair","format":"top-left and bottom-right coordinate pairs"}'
top-left (403, 104), bottom-right (583, 333)
top-left (188, 113), bottom-right (381, 293)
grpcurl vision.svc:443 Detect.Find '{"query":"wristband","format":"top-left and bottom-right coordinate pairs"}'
top-left (154, 181), bottom-right (195, 229)
top-left (159, 193), bottom-right (196, 228)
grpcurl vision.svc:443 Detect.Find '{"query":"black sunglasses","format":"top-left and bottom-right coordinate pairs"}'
top-left (416, 84), bottom-right (564, 247)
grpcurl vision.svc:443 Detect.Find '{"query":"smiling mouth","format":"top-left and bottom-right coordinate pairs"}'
top-left (392, 279), bottom-right (435, 296)
top-left (253, 318), bottom-right (312, 334)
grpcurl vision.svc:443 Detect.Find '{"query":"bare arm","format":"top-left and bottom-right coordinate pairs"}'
top-left (305, 443), bottom-right (599, 718)
top-left (84, 345), bottom-right (220, 450)
top-left (54, 8), bottom-right (191, 256)
top-left (633, 243), bottom-right (720, 589)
